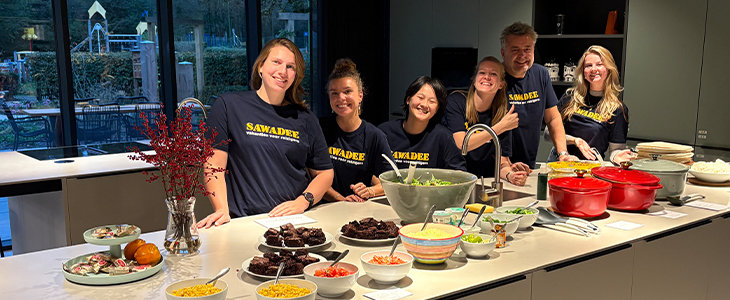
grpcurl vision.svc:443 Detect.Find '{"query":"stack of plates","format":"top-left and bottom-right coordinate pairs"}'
top-left (635, 141), bottom-right (694, 164)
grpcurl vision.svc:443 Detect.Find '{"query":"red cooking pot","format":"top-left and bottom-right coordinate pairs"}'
top-left (548, 170), bottom-right (612, 217)
top-left (591, 162), bottom-right (663, 211)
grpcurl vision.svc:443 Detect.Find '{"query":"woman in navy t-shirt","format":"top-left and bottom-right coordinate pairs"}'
top-left (548, 46), bottom-right (633, 163)
top-left (319, 58), bottom-right (392, 202)
top-left (378, 76), bottom-right (466, 171)
top-left (198, 38), bottom-right (334, 228)
top-left (442, 56), bottom-right (530, 186)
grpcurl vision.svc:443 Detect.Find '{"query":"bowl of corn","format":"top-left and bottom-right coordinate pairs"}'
top-left (165, 278), bottom-right (227, 300)
top-left (255, 278), bottom-right (317, 300)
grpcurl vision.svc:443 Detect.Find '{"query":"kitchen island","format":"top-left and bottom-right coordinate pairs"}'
top-left (0, 169), bottom-right (728, 299)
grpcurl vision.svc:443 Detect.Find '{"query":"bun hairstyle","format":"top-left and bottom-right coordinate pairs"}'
top-left (327, 58), bottom-right (364, 93)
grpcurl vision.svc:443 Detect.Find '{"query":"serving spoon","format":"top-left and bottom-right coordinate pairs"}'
top-left (456, 208), bottom-right (470, 227)
top-left (382, 154), bottom-right (404, 183)
top-left (420, 204), bottom-right (437, 231)
top-left (274, 261), bottom-right (286, 284)
top-left (205, 267), bottom-right (230, 285)
top-left (667, 194), bottom-right (705, 206)
top-left (329, 249), bottom-right (350, 267)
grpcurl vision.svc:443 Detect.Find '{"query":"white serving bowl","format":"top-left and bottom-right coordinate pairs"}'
top-left (255, 278), bottom-right (317, 300)
top-left (495, 206), bottom-right (539, 229)
top-left (459, 233), bottom-right (497, 258)
top-left (303, 261), bottom-right (358, 297)
top-left (165, 278), bottom-right (227, 300)
top-left (478, 213), bottom-right (519, 236)
top-left (459, 224), bottom-right (481, 235)
top-left (360, 250), bottom-right (414, 284)
top-left (689, 169), bottom-right (730, 183)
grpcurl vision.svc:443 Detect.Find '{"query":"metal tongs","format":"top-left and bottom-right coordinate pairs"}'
top-left (535, 207), bottom-right (600, 237)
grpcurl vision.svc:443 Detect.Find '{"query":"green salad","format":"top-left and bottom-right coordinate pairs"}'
top-left (461, 233), bottom-right (484, 243)
top-left (506, 208), bottom-right (535, 215)
top-left (398, 175), bottom-right (453, 186)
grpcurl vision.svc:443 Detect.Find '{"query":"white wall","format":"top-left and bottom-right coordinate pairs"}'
top-left (389, 0), bottom-right (532, 117)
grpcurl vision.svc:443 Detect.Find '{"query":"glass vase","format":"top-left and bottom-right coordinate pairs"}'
top-left (164, 196), bottom-right (201, 254)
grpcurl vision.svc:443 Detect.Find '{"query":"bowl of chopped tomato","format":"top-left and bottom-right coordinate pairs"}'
top-left (303, 261), bottom-right (358, 297)
top-left (359, 250), bottom-right (413, 284)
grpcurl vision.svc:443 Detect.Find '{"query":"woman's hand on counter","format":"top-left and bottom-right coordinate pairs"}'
top-left (269, 197), bottom-right (309, 217)
top-left (197, 209), bottom-right (231, 229)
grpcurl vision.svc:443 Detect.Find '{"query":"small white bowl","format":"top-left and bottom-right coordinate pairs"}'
top-left (165, 278), bottom-right (228, 300)
top-left (478, 213), bottom-right (519, 236)
top-left (360, 250), bottom-right (413, 284)
top-left (255, 278), bottom-right (317, 300)
top-left (459, 224), bottom-right (481, 235)
top-left (495, 206), bottom-right (539, 229)
top-left (459, 233), bottom-right (497, 258)
top-left (303, 261), bottom-right (358, 297)
top-left (689, 169), bottom-right (730, 183)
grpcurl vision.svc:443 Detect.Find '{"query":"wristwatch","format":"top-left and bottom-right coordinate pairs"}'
top-left (558, 151), bottom-right (569, 157)
top-left (302, 192), bottom-right (315, 208)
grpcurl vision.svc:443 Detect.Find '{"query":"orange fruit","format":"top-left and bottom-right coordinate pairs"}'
top-left (134, 243), bottom-right (162, 265)
top-left (124, 238), bottom-right (146, 259)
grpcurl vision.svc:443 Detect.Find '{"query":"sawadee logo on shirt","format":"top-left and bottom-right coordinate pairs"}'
top-left (329, 147), bottom-right (365, 165)
top-left (508, 91), bottom-right (541, 104)
top-left (391, 151), bottom-right (429, 166)
top-left (245, 122), bottom-right (300, 143)
top-left (575, 108), bottom-right (605, 122)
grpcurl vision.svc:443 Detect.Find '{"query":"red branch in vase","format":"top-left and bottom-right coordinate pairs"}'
top-left (128, 105), bottom-right (227, 200)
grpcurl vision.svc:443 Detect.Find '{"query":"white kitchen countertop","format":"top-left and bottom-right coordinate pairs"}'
top-left (0, 169), bottom-right (728, 299)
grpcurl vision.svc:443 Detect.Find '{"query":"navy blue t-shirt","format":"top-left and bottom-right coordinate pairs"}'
top-left (442, 92), bottom-right (513, 178)
top-left (505, 64), bottom-right (558, 168)
top-left (559, 93), bottom-right (629, 159)
top-left (207, 91), bottom-right (333, 217)
top-left (378, 119), bottom-right (466, 170)
top-left (319, 116), bottom-right (393, 197)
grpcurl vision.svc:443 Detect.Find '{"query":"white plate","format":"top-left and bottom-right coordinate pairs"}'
top-left (259, 231), bottom-right (333, 251)
top-left (338, 233), bottom-right (398, 245)
top-left (62, 252), bottom-right (163, 285)
top-left (242, 252), bottom-right (326, 280)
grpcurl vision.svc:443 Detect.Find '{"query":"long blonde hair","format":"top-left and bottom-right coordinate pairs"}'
top-left (462, 56), bottom-right (508, 126)
top-left (562, 45), bottom-right (625, 122)
top-left (249, 38), bottom-right (307, 109)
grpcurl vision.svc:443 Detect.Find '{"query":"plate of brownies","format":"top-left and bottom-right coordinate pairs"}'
top-left (339, 217), bottom-right (400, 245)
top-left (259, 223), bottom-right (333, 250)
top-left (242, 249), bottom-right (325, 280)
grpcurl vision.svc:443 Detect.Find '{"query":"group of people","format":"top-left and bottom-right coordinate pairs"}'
top-left (196, 22), bottom-right (633, 228)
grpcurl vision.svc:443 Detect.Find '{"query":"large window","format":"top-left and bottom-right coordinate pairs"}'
top-left (173, 0), bottom-right (249, 105)
top-left (68, 0), bottom-right (159, 145)
top-left (0, 1), bottom-right (58, 151)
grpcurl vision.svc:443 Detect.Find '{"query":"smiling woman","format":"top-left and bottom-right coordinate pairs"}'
top-left (319, 58), bottom-right (392, 203)
top-left (197, 38), bottom-right (333, 227)
top-left (378, 76), bottom-right (466, 171)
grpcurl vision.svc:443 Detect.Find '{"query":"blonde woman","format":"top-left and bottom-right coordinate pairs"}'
top-left (549, 45), bottom-right (633, 163)
top-left (319, 58), bottom-right (392, 202)
top-left (442, 56), bottom-right (529, 186)
top-left (198, 38), bottom-right (333, 228)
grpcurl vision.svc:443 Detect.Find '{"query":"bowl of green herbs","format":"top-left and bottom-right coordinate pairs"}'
top-left (495, 206), bottom-right (539, 230)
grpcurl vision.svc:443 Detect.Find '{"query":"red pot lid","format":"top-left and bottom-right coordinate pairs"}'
top-left (591, 162), bottom-right (661, 185)
top-left (548, 176), bottom-right (612, 191)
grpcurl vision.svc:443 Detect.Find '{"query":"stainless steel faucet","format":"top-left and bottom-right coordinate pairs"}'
top-left (177, 97), bottom-right (207, 119)
top-left (462, 123), bottom-right (503, 207)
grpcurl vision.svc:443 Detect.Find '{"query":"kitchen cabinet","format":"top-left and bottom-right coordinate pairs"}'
top-left (631, 221), bottom-right (715, 300)
top-left (533, 0), bottom-right (628, 98)
top-left (706, 215), bottom-right (730, 300)
top-left (696, 0), bottom-right (730, 149)
top-left (531, 245), bottom-right (634, 300)
top-left (459, 274), bottom-right (532, 300)
top-left (623, 0), bottom-right (707, 145)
